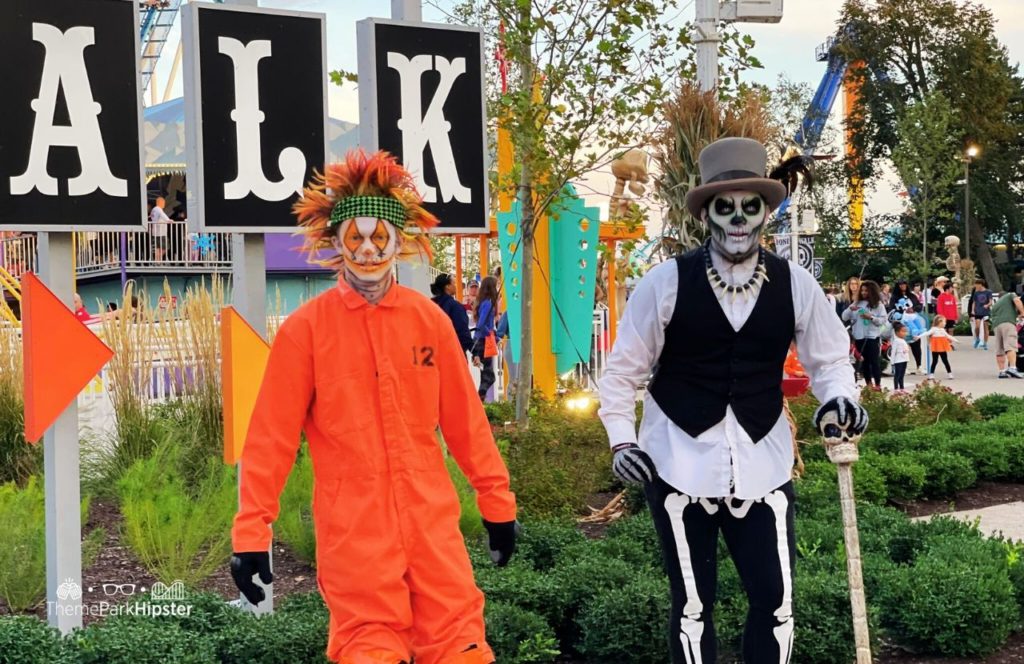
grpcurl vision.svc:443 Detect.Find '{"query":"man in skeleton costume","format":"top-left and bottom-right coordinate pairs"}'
top-left (598, 138), bottom-right (867, 664)
top-left (230, 150), bottom-right (518, 664)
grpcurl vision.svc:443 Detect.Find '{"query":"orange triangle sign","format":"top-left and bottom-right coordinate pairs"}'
top-left (22, 272), bottom-right (113, 444)
top-left (221, 306), bottom-right (270, 465)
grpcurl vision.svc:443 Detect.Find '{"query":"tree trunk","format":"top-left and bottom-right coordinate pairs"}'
top-left (970, 214), bottom-right (1002, 291)
top-left (514, 175), bottom-right (535, 426)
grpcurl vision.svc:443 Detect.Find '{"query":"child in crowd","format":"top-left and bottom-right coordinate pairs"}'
top-left (898, 298), bottom-right (927, 374)
top-left (921, 314), bottom-right (957, 379)
top-left (888, 322), bottom-right (910, 392)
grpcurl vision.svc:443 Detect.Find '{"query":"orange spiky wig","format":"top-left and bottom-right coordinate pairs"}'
top-left (293, 149), bottom-right (439, 270)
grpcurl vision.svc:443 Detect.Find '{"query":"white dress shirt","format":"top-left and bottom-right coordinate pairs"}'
top-left (598, 250), bottom-right (858, 499)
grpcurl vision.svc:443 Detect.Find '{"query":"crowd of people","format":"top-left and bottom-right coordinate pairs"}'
top-left (823, 274), bottom-right (1024, 389)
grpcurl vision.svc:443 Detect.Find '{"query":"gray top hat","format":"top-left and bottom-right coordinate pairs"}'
top-left (684, 137), bottom-right (787, 219)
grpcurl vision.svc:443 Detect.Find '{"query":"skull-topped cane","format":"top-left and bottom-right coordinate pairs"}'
top-left (820, 406), bottom-right (872, 664)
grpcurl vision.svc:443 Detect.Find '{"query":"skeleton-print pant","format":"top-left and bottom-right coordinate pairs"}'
top-left (645, 477), bottom-right (796, 664)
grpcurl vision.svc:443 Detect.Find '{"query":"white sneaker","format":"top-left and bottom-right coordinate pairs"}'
top-left (948, 373), bottom-right (954, 379)
top-left (1007, 367), bottom-right (1024, 379)
top-left (926, 374), bottom-right (935, 380)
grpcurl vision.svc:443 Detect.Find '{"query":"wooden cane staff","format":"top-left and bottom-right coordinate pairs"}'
top-left (824, 427), bottom-right (872, 664)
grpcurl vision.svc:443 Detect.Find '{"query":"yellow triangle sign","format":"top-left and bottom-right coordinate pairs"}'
top-left (221, 306), bottom-right (270, 465)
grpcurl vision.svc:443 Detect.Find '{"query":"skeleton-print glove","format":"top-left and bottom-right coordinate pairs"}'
top-left (482, 520), bottom-right (520, 567)
top-left (813, 396), bottom-right (869, 441)
top-left (611, 443), bottom-right (657, 486)
top-left (230, 551), bottom-right (272, 606)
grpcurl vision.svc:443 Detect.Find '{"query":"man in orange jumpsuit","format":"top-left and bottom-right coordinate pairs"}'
top-left (229, 150), bottom-right (518, 664)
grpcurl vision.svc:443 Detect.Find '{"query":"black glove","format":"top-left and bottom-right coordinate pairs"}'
top-left (482, 519), bottom-right (519, 567)
top-left (230, 551), bottom-right (272, 606)
top-left (611, 443), bottom-right (657, 486)
top-left (813, 396), bottom-right (869, 440)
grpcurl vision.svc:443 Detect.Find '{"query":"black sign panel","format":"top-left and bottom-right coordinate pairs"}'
top-left (184, 4), bottom-right (326, 233)
top-left (359, 20), bottom-right (488, 234)
top-left (0, 0), bottom-right (145, 231)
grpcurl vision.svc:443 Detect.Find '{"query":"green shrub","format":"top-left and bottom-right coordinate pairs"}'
top-left (71, 617), bottom-right (218, 664)
top-left (514, 520), bottom-right (586, 571)
top-left (277, 446), bottom-right (317, 565)
top-left (576, 574), bottom-right (670, 664)
top-left (939, 432), bottom-right (1013, 481)
top-left (795, 460), bottom-right (887, 514)
top-left (787, 393), bottom-right (821, 443)
top-left (500, 411), bottom-right (614, 518)
top-left (906, 450), bottom-right (977, 497)
top-left (974, 394), bottom-right (1024, 419)
top-left (445, 451), bottom-right (485, 540)
top-left (980, 410), bottom-right (1024, 436)
top-left (861, 425), bottom-right (958, 456)
top-left (714, 552), bottom-right (748, 659)
top-left (213, 607), bottom-right (330, 663)
top-left (485, 602), bottom-right (559, 663)
top-left (605, 511), bottom-right (663, 568)
top-left (117, 443), bottom-right (236, 586)
top-left (474, 559), bottom-right (569, 627)
top-left (0, 616), bottom-right (66, 664)
top-left (793, 568), bottom-right (879, 664)
top-left (910, 382), bottom-right (981, 425)
top-left (864, 452), bottom-right (927, 502)
top-left (0, 478), bottom-right (99, 611)
top-left (878, 536), bottom-right (1019, 657)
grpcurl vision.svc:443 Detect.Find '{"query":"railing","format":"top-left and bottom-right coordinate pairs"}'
top-left (0, 234), bottom-right (37, 278)
top-left (0, 225), bottom-right (233, 280)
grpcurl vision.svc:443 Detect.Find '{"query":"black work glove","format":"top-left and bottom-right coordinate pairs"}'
top-left (230, 551), bottom-right (272, 606)
top-left (611, 443), bottom-right (657, 486)
top-left (813, 396), bottom-right (869, 440)
top-left (482, 519), bottom-right (520, 567)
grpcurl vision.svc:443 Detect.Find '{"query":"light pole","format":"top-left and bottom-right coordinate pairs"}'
top-left (963, 145), bottom-right (979, 260)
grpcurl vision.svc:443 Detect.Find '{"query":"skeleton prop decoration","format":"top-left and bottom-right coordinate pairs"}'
top-left (598, 137), bottom-right (868, 664)
top-left (814, 396), bottom-right (873, 664)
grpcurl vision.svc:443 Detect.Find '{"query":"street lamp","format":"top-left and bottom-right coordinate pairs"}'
top-left (962, 145), bottom-right (980, 260)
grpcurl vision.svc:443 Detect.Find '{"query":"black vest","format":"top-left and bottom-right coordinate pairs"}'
top-left (648, 248), bottom-right (795, 443)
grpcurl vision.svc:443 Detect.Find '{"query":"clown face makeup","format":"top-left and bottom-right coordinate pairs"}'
top-left (702, 190), bottom-right (769, 263)
top-left (332, 216), bottom-right (399, 283)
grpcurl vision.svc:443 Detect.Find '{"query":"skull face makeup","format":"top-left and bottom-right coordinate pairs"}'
top-left (702, 190), bottom-right (769, 263)
top-left (332, 216), bottom-right (399, 283)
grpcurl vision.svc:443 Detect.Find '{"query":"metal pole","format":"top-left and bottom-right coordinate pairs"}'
top-left (964, 159), bottom-right (971, 261)
top-left (223, 0), bottom-right (271, 615)
top-left (391, 0), bottom-right (422, 21)
top-left (695, 0), bottom-right (721, 92)
top-left (38, 232), bottom-right (83, 633)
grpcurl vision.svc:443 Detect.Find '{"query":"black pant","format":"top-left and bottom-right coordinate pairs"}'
top-left (646, 477), bottom-right (796, 664)
top-left (856, 337), bottom-right (882, 386)
top-left (472, 339), bottom-right (495, 399)
top-left (909, 339), bottom-right (922, 370)
top-left (893, 361), bottom-right (907, 390)
top-left (930, 351), bottom-right (952, 375)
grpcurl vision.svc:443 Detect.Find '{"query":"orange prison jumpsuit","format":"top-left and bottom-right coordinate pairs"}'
top-left (232, 278), bottom-right (517, 664)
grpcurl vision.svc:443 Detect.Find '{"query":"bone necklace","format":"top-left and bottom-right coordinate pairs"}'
top-left (703, 242), bottom-right (769, 303)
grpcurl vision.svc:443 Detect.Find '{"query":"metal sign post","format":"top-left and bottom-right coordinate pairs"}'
top-left (39, 233), bottom-right (83, 633)
top-left (1, 0), bottom-right (145, 632)
top-left (183, 0), bottom-right (326, 615)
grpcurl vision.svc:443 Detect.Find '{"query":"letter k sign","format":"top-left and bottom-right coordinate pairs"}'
top-left (387, 53), bottom-right (472, 205)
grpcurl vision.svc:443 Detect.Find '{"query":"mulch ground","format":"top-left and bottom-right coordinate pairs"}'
top-left (877, 630), bottom-right (1024, 664)
top-left (897, 481), bottom-right (1024, 519)
top-left (0, 497), bottom-right (318, 625)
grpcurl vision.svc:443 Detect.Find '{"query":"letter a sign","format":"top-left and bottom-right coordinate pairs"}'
top-left (0, 0), bottom-right (146, 231)
top-left (357, 20), bottom-right (488, 234)
top-left (183, 4), bottom-right (327, 233)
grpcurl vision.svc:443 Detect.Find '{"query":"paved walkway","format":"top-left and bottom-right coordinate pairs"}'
top-left (913, 502), bottom-right (1024, 543)
top-left (892, 336), bottom-right (1024, 398)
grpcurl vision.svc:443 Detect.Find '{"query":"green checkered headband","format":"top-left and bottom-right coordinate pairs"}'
top-left (329, 196), bottom-right (407, 229)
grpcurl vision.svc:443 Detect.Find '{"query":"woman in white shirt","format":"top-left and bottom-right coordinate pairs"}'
top-left (841, 280), bottom-right (888, 387)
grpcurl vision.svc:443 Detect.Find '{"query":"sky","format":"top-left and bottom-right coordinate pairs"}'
top-left (151, 0), bottom-right (1024, 222)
